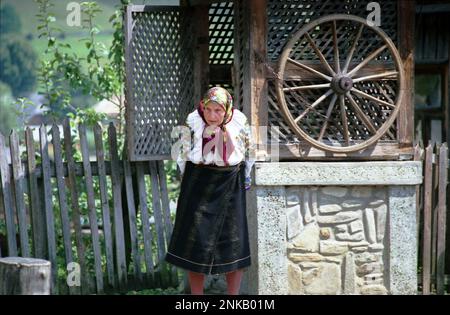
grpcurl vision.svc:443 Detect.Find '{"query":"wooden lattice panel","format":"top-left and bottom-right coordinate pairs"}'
top-left (267, 0), bottom-right (398, 144)
top-left (125, 6), bottom-right (195, 161)
top-left (267, 0), bottom-right (397, 61)
top-left (209, 1), bottom-right (234, 65)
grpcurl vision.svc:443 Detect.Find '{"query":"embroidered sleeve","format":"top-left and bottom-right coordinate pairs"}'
top-left (176, 115), bottom-right (196, 176)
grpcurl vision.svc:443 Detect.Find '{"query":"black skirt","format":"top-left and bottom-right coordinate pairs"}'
top-left (165, 161), bottom-right (251, 275)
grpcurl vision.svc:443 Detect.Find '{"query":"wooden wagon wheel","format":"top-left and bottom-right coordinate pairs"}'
top-left (276, 14), bottom-right (404, 153)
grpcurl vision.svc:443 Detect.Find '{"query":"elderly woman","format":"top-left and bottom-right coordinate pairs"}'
top-left (165, 87), bottom-right (254, 295)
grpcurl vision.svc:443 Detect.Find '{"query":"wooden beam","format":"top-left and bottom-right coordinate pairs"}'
top-left (244, 0), bottom-right (268, 149)
top-left (275, 142), bottom-right (414, 161)
top-left (397, 0), bottom-right (415, 147)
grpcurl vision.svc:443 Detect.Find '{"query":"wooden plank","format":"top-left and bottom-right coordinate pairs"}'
top-left (431, 144), bottom-right (439, 281)
top-left (123, 160), bottom-right (143, 282)
top-left (277, 142), bottom-right (414, 161)
top-left (39, 125), bottom-right (57, 293)
top-left (436, 143), bottom-right (448, 295)
top-left (422, 143), bottom-right (433, 295)
top-left (108, 123), bottom-right (128, 288)
top-left (93, 123), bottom-right (116, 288)
top-left (9, 131), bottom-right (29, 257)
top-left (62, 119), bottom-right (86, 294)
top-left (414, 143), bottom-right (423, 243)
top-left (124, 5), bottom-right (136, 161)
top-left (51, 125), bottom-right (75, 294)
top-left (397, 0), bottom-right (415, 146)
top-left (25, 128), bottom-right (45, 259)
top-left (156, 160), bottom-right (177, 286)
top-left (78, 124), bottom-right (104, 294)
top-left (17, 160), bottom-right (158, 178)
top-left (135, 162), bottom-right (154, 281)
top-left (245, 0), bottom-right (268, 149)
top-left (157, 161), bottom-right (173, 244)
top-left (0, 132), bottom-right (18, 256)
top-left (149, 161), bottom-right (166, 264)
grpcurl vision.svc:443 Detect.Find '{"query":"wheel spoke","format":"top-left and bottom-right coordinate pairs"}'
top-left (318, 94), bottom-right (338, 141)
top-left (347, 45), bottom-right (388, 77)
top-left (351, 87), bottom-right (396, 108)
top-left (332, 21), bottom-right (341, 74)
top-left (283, 83), bottom-right (331, 92)
top-left (346, 92), bottom-right (378, 135)
top-left (343, 24), bottom-right (364, 74)
top-left (294, 89), bottom-right (334, 123)
top-left (305, 32), bottom-right (336, 76)
top-left (353, 71), bottom-right (398, 83)
top-left (287, 58), bottom-right (332, 81)
top-left (339, 95), bottom-right (350, 145)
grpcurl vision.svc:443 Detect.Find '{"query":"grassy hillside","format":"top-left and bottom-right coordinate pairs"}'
top-left (0, 0), bottom-right (119, 60)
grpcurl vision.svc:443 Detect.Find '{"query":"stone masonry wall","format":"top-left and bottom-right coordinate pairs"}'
top-left (286, 186), bottom-right (388, 295)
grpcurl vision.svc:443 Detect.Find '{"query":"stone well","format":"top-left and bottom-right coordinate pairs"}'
top-left (244, 161), bottom-right (422, 295)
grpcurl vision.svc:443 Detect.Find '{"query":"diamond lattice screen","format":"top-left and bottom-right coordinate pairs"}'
top-left (125, 6), bottom-right (195, 161)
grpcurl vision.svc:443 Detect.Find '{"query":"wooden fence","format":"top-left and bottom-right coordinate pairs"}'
top-left (415, 142), bottom-right (449, 295)
top-left (0, 119), bottom-right (178, 294)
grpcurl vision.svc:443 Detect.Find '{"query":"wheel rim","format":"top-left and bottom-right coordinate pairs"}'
top-left (276, 14), bottom-right (404, 153)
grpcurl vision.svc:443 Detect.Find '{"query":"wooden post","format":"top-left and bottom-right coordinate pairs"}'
top-left (436, 143), bottom-right (448, 294)
top-left (189, 2), bottom-right (209, 102)
top-left (397, 0), bottom-right (415, 148)
top-left (243, 0), bottom-right (268, 158)
top-left (0, 257), bottom-right (51, 295)
top-left (422, 143), bottom-right (433, 294)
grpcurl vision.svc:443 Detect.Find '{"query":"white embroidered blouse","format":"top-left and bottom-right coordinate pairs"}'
top-left (176, 108), bottom-right (255, 180)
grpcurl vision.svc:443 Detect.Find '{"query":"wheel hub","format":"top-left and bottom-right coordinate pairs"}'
top-left (331, 76), bottom-right (353, 94)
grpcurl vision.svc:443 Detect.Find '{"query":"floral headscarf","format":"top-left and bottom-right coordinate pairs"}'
top-left (197, 87), bottom-right (235, 165)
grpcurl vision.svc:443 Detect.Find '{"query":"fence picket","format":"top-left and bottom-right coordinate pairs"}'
top-left (108, 123), bottom-right (128, 289)
top-left (157, 161), bottom-right (173, 246)
top-left (422, 143), bottom-right (433, 295)
top-left (9, 131), bottom-right (30, 257)
top-left (123, 160), bottom-right (143, 282)
top-left (62, 119), bottom-right (86, 294)
top-left (157, 160), bottom-right (178, 286)
top-left (0, 132), bottom-right (18, 256)
top-left (136, 162), bottom-right (154, 282)
top-left (25, 128), bottom-right (45, 259)
top-left (79, 124), bottom-right (104, 294)
top-left (39, 125), bottom-right (57, 293)
top-left (149, 161), bottom-right (166, 263)
top-left (436, 143), bottom-right (448, 295)
top-left (51, 125), bottom-right (76, 293)
top-left (93, 123), bottom-right (116, 289)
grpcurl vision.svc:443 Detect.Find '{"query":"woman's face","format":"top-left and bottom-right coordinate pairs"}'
top-left (203, 101), bottom-right (226, 126)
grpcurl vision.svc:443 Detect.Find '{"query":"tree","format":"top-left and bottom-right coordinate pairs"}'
top-left (0, 37), bottom-right (38, 97)
top-left (0, 4), bottom-right (22, 35)
top-left (0, 82), bottom-right (18, 135)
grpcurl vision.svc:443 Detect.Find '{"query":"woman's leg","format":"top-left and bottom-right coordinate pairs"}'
top-left (188, 271), bottom-right (205, 295)
top-left (226, 269), bottom-right (244, 295)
